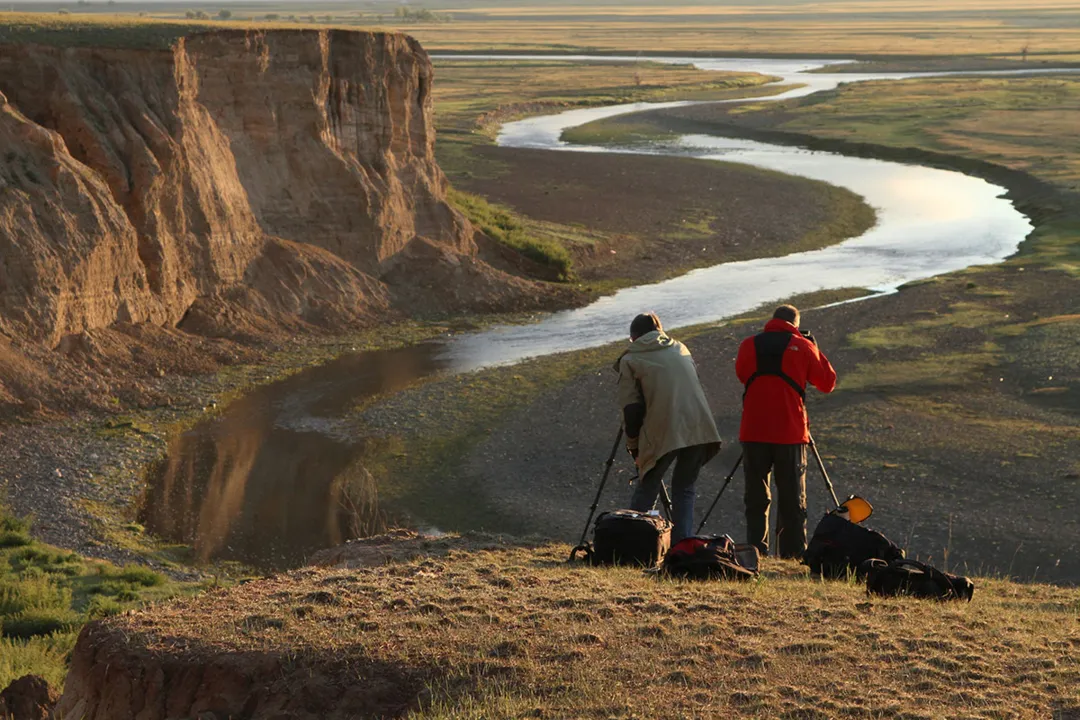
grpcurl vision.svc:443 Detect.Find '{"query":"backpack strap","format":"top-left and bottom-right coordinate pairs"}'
top-left (568, 543), bottom-right (594, 564)
top-left (743, 332), bottom-right (806, 402)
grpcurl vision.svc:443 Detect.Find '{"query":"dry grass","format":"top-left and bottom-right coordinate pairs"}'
top-left (7, 2), bottom-right (1080, 57)
top-left (113, 537), bottom-right (1080, 718)
top-left (744, 76), bottom-right (1080, 195)
top-left (397, 1), bottom-right (1080, 57)
top-left (432, 58), bottom-right (777, 171)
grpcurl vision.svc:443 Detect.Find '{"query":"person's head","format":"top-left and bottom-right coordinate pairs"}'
top-left (629, 312), bottom-right (663, 340)
top-left (773, 304), bottom-right (800, 328)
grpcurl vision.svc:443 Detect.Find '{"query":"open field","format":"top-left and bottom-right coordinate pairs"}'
top-left (2, 7), bottom-right (1080, 701)
top-left (727, 75), bottom-right (1080, 194)
top-left (80, 536), bottom-right (1080, 718)
top-left (5, 1), bottom-right (1080, 57)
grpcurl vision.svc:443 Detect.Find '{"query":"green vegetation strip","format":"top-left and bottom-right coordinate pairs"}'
top-left (0, 506), bottom-right (202, 689)
top-left (448, 188), bottom-right (573, 280)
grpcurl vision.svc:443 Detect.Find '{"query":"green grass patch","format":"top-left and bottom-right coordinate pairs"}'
top-left (0, 633), bottom-right (74, 690)
top-left (0, 503), bottom-right (201, 690)
top-left (448, 188), bottom-right (573, 280)
top-left (0, 512), bottom-right (32, 549)
top-left (847, 302), bottom-right (1007, 351)
top-left (562, 119), bottom-right (678, 146)
top-left (842, 347), bottom-right (1001, 393)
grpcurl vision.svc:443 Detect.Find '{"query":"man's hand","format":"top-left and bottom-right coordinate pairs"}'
top-left (626, 446), bottom-right (639, 461)
top-left (800, 329), bottom-right (818, 347)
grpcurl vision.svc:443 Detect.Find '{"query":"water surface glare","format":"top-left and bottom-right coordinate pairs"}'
top-left (144, 56), bottom-right (1068, 567)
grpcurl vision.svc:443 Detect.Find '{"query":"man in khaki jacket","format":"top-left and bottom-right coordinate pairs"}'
top-left (616, 313), bottom-right (722, 541)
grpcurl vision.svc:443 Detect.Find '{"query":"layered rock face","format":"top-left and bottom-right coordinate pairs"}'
top-left (0, 30), bottom-right (492, 356)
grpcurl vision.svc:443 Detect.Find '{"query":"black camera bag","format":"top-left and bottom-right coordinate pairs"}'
top-left (861, 558), bottom-right (975, 601)
top-left (590, 509), bottom-right (671, 567)
top-left (803, 511), bottom-right (904, 579)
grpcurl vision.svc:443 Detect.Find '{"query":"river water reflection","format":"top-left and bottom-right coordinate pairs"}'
top-left (141, 57), bottom-right (1065, 568)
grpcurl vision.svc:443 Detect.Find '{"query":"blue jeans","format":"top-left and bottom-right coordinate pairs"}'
top-left (629, 444), bottom-right (709, 542)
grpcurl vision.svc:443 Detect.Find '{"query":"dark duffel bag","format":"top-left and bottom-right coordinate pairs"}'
top-left (861, 558), bottom-right (975, 601)
top-left (662, 534), bottom-right (758, 580)
top-left (591, 510), bottom-right (671, 567)
top-left (804, 511), bottom-right (905, 579)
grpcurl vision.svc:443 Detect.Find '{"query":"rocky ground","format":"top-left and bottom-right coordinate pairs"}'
top-left (355, 263), bottom-right (1080, 584)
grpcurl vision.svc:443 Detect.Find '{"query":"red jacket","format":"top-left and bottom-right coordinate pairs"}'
top-left (736, 319), bottom-right (837, 444)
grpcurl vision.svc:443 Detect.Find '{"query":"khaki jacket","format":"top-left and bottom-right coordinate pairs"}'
top-left (615, 331), bottom-right (722, 476)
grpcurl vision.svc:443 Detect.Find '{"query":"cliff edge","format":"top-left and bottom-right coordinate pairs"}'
top-left (0, 29), bottom-right (552, 414)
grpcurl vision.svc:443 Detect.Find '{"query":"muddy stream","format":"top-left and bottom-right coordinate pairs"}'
top-left (142, 57), bottom-right (1069, 569)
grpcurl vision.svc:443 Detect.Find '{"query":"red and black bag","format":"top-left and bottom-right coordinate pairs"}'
top-left (662, 535), bottom-right (758, 580)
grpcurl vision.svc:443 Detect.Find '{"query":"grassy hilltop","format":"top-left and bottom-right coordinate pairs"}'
top-left (99, 535), bottom-right (1080, 719)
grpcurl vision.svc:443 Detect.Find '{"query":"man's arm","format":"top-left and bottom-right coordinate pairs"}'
top-left (735, 337), bottom-right (755, 385)
top-left (807, 345), bottom-right (838, 394)
top-left (617, 357), bottom-right (646, 454)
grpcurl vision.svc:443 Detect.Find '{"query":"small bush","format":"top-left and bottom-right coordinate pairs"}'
top-left (1, 608), bottom-right (82, 640)
top-left (86, 595), bottom-right (123, 619)
top-left (0, 530), bottom-right (31, 548)
top-left (0, 575), bottom-right (72, 618)
top-left (118, 565), bottom-right (164, 588)
top-left (87, 579), bottom-right (137, 597)
top-left (9, 547), bottom-right (82, 575)
top-left (0, 633), bottom-right (76, 690)
top-left (0, 514), bottom-right (30, 533)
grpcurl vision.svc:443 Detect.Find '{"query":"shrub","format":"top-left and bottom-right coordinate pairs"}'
top-left (0, 575), bottom-right (72, 618)
top-left (1, 512), bottom-right (31, 535)
top-left (87, 579), bottom-right (135, 597)
top-left (9, 547), bottom-right (82, 575)
top-left (2, 608), bottom-right (82, 640)
top-left (118, 565), bottom-right (164, 588)
top-left (86, 595), bottom-right (123, 619)
top-left (0, 530), bottom-right (31, 548)
top-left (0, 633), bottom-right (76, 690)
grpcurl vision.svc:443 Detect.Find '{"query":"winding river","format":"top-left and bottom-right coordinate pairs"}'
top-left (142, 56), bottom-right (1068, 568)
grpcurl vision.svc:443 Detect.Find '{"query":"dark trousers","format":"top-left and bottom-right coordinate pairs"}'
top-left (742, 442), bottom-right (808, 558)
top-left (629, 444), bottom-right (709, 543)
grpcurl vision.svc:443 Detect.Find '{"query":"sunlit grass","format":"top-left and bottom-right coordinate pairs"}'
top-left (0, 504), bottom-right (201, 690)
top-left (102, 540), bottom-right (1080, 719)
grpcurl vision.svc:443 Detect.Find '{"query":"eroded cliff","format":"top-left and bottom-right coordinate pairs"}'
top-left (0, 29), bottom-right (547, 412)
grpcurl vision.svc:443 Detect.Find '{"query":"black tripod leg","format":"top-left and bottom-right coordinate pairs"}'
top-left (696, 453), bottom-right (742, 534)
top-left (569, 426), bottom-right (624, 562)
top-left (808, 432), bottom-right (840, 508)
top-left (658, 481), bottom-right (674, 523)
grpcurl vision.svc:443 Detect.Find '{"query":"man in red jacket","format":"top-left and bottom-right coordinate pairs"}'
top-left (735, 304), bottom-right (837, 558)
